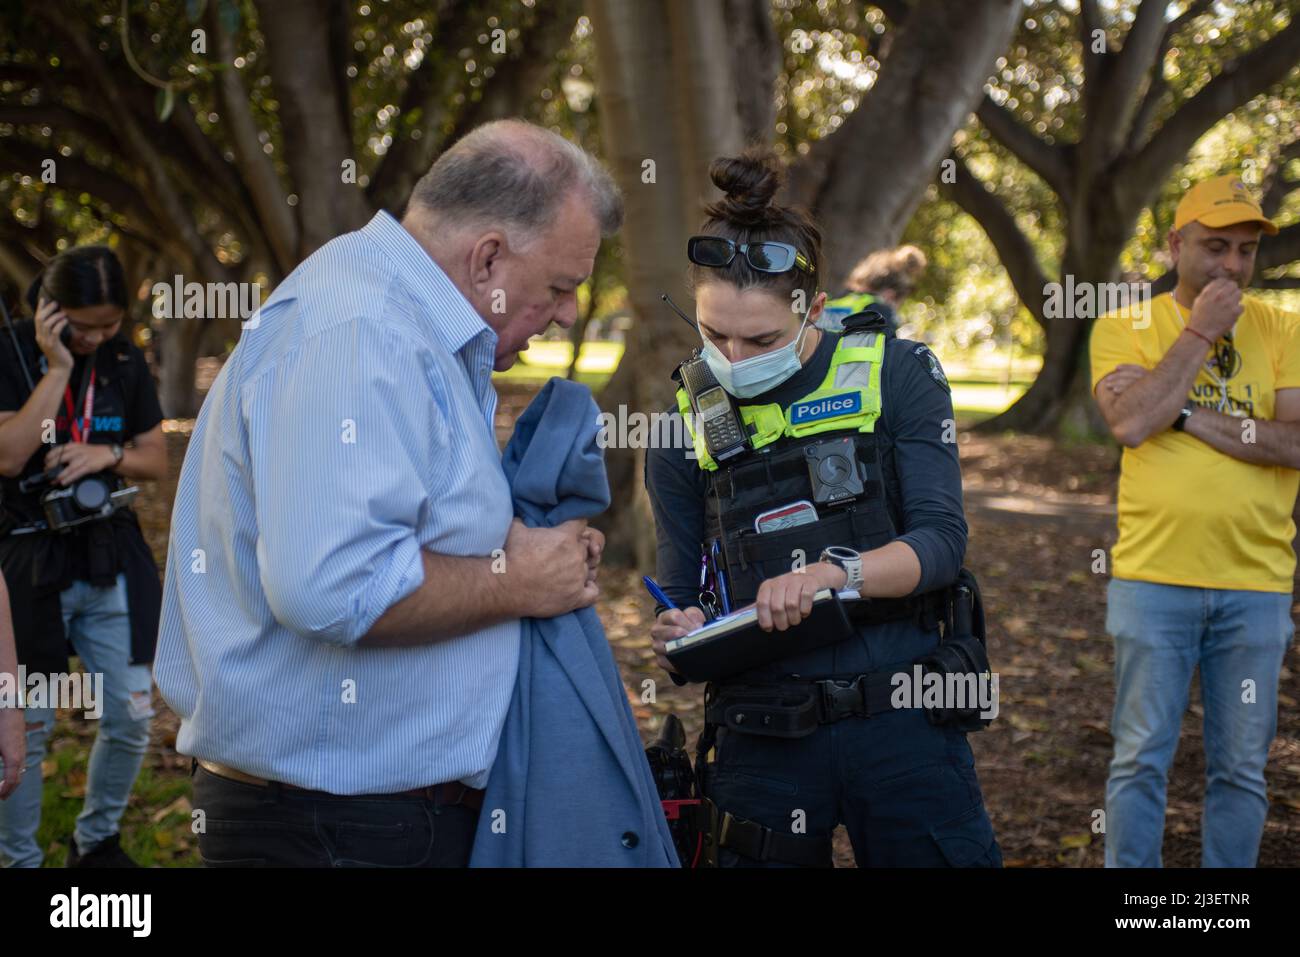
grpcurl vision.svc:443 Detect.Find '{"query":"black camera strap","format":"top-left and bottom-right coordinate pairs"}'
top-left (0, 295), bottom-right (37, 395)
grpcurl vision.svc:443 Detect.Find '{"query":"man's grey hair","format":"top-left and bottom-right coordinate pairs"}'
top-left (407, 119), bottom-right (623, 242)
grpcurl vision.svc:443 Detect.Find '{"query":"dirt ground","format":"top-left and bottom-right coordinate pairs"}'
top-left (117, 381), bottom-right (1299, 868)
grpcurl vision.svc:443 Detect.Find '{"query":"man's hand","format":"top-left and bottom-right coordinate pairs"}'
top-left (1098, 363), bottom-right (1148, 398)
top-left (650, 606), bottom-right (706, 674)
top-left (756, 561), bottom-right (848, 632)
top-left (1188, 278), bottom-right (1243, 341)
top-left (43, 443), bottom-right (115, 485)
top-left (581, 526), bottom-right (604, 587)
top-left (502, 517), bottom-right (599, 619)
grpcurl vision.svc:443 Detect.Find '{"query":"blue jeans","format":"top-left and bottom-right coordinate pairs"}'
top-left (1104, 578), bottom-right (1293, 868)
top-left (0, 573), bottom-right (154, 867)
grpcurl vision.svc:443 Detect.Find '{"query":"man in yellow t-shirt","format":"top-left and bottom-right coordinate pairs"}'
top-left (1090, 173), bottom-right (1299, 868)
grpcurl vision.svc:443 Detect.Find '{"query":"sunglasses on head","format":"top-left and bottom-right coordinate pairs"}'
top-left (687, 235), bottom-right (816, 276)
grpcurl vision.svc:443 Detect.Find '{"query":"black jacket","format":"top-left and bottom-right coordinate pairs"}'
top-left (0, 319), bottom-right (164, 676)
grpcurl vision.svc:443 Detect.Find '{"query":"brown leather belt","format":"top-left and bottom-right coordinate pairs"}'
top-left (197, 759), bottom-right (484, 812)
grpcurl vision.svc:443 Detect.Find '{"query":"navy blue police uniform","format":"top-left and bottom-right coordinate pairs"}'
top-left (645, 323), bottom-right (1002, 867)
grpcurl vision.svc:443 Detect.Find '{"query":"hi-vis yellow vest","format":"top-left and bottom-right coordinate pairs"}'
top-left (675, 331), bottom-right (886, 471)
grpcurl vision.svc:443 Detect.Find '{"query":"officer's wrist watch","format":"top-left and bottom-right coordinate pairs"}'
top-left (819, 546), bottom-right (864, 592)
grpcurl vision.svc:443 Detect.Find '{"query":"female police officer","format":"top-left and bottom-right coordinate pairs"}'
top-left (646, 149), bottom-right (1001, 867)
top-left (0, 245), bottom-right (166, 867)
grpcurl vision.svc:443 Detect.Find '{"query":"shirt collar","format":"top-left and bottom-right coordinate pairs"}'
top-left (360, 210), bottom-right (496, 357)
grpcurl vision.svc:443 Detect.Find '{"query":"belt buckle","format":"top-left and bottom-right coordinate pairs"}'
top-left (819, 676), bottom-right (867, 721)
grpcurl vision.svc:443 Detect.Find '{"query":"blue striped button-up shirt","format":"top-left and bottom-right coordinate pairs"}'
top-left (154, 211), bottom-right (519, 793)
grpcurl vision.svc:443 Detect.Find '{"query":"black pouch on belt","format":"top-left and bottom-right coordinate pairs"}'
top-left (704, 684), bottom-right (822, 739)
top-left (913, 568), bottom-right (994, 732)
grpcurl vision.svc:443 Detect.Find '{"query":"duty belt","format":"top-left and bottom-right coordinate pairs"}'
top-left (705, 670), bottom-right (900, 738)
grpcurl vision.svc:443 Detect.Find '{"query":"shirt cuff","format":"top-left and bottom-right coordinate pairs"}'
top-left (345, 534), bottom-right (425, 645)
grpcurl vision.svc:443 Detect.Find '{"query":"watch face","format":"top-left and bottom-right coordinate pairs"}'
top-left (823, 546), bottom-right (858, 562)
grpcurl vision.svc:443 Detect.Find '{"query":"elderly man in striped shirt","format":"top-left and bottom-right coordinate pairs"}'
top-left (154, 120), bottom-right (622, 867)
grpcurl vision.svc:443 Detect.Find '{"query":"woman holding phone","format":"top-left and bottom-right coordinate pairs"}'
top-left (0, 245), bottom-right (166, 867)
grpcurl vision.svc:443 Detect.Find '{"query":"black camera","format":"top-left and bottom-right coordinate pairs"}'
top-left (17, 465), bottom-right (138, 532)
top-left (646, 713), bottom-right (710, 867)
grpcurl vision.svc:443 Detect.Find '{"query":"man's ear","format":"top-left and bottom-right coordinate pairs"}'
top-left (1168, 226), bottom-right (1185, 268)
top-left (468, 232), bottom-right (506, 296)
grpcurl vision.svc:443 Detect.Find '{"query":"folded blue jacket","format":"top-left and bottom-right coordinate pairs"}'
top-left (470, 377), bottom-right (679, 867)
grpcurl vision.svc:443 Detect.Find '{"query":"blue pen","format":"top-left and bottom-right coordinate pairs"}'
top-left (643, 576), bottom-right (677, 610)
top-left (711, 540), bottom-right (731, 614)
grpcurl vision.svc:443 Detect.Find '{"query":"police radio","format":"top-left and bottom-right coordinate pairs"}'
top-left (678, 355), bottom-right (748, 464)
top-left (661, 293), bottom-right (749, 464)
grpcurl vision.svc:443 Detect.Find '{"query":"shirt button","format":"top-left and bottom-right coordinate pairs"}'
top-left (621, 831), bottom-right (639, 849)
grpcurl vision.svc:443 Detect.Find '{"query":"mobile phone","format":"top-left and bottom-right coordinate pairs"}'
top-left (754, 499), bottom-right (819, 534)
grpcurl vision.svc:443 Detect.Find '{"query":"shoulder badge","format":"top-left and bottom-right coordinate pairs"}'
top-left (911, 344), bottom-right (950, 393)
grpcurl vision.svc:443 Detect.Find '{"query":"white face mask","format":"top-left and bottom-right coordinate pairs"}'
top-left (701, 304), bottom-right (814, 399)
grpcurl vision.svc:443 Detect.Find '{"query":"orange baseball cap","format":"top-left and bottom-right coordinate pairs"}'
top-left (1174, 174), bottom-right (1278, 235)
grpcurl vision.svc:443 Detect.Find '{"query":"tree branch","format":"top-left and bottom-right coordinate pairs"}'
top-left (1260, 134), bottom-right (1300, 219)
top-left (209, 0), bottom-right (297, 273)
top-left (0, 137), bottom-right (165, 233)
top-left (34, 2), bottom-right (228, 280)
top-left (1125, 0), bottom-right (1214, 154)
top-left (976, 95), bottom-right (1072, 203)
top-left (1131, 15), bottom-right (1300, 189)
top-left (1258, 221), bottom-right (1300, 275)
top-left (1081, 0), bottom-right (1168, 174)
top-left (366, 0), bottom-right (492, 213)
top-left (0, 103), bottom-right (122, 155)
top-left (441, 0), bottom-right (582, 147)
top-left (787, 0), bottom-right (1021, 283)
top-left (941, 151), bottom-right (1051, 326)
top-left (1078, 0), bottom-right (1106, 112)
top-left (255, 0), bottom-right (373, 256)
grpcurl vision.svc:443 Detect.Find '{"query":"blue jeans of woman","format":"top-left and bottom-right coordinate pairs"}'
top-left (0, 573), bottom-right (153, 867)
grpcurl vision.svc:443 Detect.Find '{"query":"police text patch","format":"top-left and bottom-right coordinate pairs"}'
top-left (789, 391), bottom-right (863, 425)
top-left (912, 345), bottom-right (950, 393)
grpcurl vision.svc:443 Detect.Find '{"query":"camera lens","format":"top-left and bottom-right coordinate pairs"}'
top-left (73, 477), bottom-right (110, 512)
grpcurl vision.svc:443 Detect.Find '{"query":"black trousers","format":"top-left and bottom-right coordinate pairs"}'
top-left (191, 763), bottom-right (479, 867)
top-left (705, 706), bottom-right (1002, 867)
top-left (703, 614), bottom-right (1002, 868)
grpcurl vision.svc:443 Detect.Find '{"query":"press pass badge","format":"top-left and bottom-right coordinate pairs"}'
top-left (754, 499), bottom-right (819, 534)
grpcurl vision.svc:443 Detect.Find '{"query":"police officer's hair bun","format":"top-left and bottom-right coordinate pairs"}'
top-left (690, 147), bottom-right (821, 304)
top-left (706, 148), bottom-right (784, 227)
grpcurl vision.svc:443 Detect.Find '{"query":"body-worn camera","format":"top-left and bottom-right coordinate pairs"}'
top-left (17, 465), bottom-right (138, 532)
top-left (805, 435), bottom-right (866, 505)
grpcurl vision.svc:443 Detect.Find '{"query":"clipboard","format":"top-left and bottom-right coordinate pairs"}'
top-left (664, 588), bottom-right (862, 682)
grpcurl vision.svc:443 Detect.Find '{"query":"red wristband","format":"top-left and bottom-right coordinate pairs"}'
top-left (1183, 326), bottom-right (1214, 347)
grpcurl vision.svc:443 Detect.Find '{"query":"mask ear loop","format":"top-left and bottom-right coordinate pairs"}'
top-left (792, 296), bottom-right (818, 355)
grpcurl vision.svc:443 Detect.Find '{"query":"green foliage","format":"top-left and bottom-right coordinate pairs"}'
top-left (2, 0), bottom-right (1297, 374)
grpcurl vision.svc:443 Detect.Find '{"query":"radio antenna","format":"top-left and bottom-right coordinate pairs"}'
top-left (661, 293), bottom-right (698, 331)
